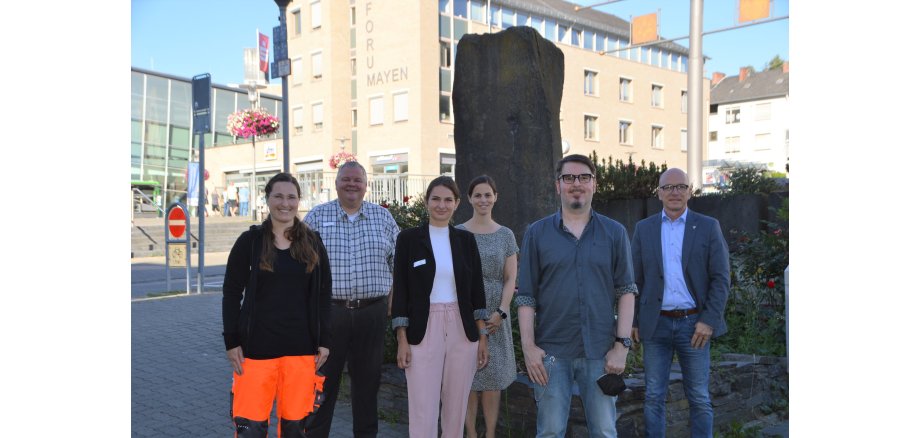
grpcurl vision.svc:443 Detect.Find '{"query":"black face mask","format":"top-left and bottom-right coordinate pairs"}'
top-left (596, 373), bottom-right (627, 397)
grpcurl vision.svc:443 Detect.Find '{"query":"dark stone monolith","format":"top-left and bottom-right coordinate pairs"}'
top-left (452, 26), bottom-right (564, 244)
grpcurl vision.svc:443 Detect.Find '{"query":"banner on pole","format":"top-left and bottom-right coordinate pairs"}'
top-left (259, 32), bottom-right (270, 73)
top-left (188, 162), bottom-right (200, 205)
top-left (738, 0), bottom-right (770, 23)
top-left (630, 12), bottom-right (659, 45)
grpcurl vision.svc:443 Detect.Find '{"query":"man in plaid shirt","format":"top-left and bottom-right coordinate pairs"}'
top-left (304, 161), bottom-right (400, 437)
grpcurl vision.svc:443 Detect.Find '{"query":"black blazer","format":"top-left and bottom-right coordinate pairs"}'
top-left (391, 223), bottom-right (487, 344)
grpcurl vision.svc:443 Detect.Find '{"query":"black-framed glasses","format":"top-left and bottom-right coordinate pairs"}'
top-left (658, 184), bottom-right (690, 193)
top-left (558, 174), bottom-right (595, 184)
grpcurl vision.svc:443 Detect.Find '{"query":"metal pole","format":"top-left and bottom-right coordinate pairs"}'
top-left (279, 4), bottom-right (291, 173)
top-left (252, 135), bottom-right (257, 221)
top-left (687, 0), bottom-right (704, 190)
top-left (197, 126), bottom-right (205, 294)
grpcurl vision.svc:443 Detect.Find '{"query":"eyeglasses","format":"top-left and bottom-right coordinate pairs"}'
top-left (558, 174), bottom-right (595, 184)
top-left (658, 184), bottom-right (690, 193)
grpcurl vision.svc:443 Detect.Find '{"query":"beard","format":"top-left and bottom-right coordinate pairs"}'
top-left (567, 200), bottom-right (584, 210)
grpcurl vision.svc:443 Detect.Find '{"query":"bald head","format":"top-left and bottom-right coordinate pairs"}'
top-left (659, 168), bottom-right (689, 186)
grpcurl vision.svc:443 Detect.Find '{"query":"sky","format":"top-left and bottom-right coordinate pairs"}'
top-left (131, 0), bottom-right (788, 87)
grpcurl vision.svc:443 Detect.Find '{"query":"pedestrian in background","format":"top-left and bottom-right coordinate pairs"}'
top-left (391, 176), bottom-right (490, 438)
top-left (222, 172), bottom-right (332, 437)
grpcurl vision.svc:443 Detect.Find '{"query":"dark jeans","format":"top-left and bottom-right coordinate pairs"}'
top-left (306, 297), bottom-right (388, 438)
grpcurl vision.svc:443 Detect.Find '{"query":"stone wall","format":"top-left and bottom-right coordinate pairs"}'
top-left (340, 354), bottom-right (788, 436)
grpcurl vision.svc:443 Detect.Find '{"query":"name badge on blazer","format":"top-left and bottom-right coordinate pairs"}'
top-left (413, 259), bottom-right (427, 268)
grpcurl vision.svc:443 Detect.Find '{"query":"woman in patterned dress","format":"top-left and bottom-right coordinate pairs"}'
top-left (459, 175), bottom-right (519, 438)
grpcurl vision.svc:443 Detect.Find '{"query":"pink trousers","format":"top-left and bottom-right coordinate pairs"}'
top-left (405, 302), bottom-right (479, 438)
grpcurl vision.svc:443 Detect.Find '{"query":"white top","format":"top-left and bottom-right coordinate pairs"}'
top-left (428, 225), bottom-right (458, 303)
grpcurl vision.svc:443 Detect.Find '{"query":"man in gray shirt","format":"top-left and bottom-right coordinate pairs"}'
top-left (516, 154), bottom-right (638, 437)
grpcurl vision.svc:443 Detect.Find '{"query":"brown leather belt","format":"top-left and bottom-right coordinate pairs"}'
top-left (331, 296), bottom-right (386, 309)
top-left (660, 308), bottom-right (699, 318)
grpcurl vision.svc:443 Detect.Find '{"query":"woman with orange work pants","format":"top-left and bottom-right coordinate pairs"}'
top-left (222, 173), bottom-right (332, 437)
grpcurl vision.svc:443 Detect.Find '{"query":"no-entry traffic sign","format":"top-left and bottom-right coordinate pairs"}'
top-left (168, 207), bottom-right (187, 238)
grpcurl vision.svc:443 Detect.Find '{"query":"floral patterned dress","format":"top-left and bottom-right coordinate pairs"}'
top-left (456, 224), bottom-right (519, 391)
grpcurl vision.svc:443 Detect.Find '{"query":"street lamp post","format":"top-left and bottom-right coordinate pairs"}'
top-left (274, 0), bottom-right (293, 173)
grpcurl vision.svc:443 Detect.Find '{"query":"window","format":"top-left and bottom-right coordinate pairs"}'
top-left (502, 8), bottom-right (514, 29)
top-left (619, 120), bottom-right (633, 144)
top-left (369, 96), bottom-right (384, 125)
top-left (726, 106), bottom-right (741, 124)
top-left (454, 0), bottom-right (468, 18)
top-left (530, 16), bottom-right (544, 37)
top-left (651, 84), bottom-right (663, 108)
top-left (440, 41), bottom-right (451, 68)
top-left (351, 109), bottom-right (357, 128)
top-left (571, 28), bottom-right (581, 47)
top-left (350, 57), bottom-right (356, 76)
top-left (584, 115), bottom-right (598, 140)
top-left (471, 0), bottom-right (485, 22)
top-left (755, 133), bottom-right (771, 150)
top-left (311, 102), bottom-right (323, 130)
top-left (311, 1), bottom-right (321, 29)
top-left (709, 131), bottom-right (718, 141)
top-left (311, 51), bottom-right (322, 79)
top-left (584, 70), bottom-right (597, 96)
top-left (293, 106), bottom-right (304, 135)
top-left (292, 57), bottom-right (303, 84)
top-left (681, 129), bottom-right (688, 151)
top-left (681, 90), bottom-right (688, 113)
top-left (584, 30), bottom-right (594, 50)
top-left (619, 77), bottom-right (632, 102)
top-left (557, 23), bottom-right (567, 42)
top-left (439, 0), bottom-right (450, 14)
top-left (755, 103), bottom-right (772, 121)
top-left (725, 136), bottom-right (740, 153)
top-left (651, 125), bottom-right (664, 149)
top-left (350, 6), bottom-right (356, 25)
top-left (393, 91), bottom-right (408, 122)
top-left (292, 9), bottom-right (302, 35)
top-left (439, 95), bottom-right (451, 121)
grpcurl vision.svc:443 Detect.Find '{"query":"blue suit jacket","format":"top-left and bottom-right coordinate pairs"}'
top-left (631, 209), bottom-right (731, 338)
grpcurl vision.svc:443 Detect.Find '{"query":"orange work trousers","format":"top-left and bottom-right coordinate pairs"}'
top-left (230, 355), bottom-right (317, 438)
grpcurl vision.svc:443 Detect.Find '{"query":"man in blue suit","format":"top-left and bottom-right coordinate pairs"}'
top-left (630, 168), bottom-right (730, 438)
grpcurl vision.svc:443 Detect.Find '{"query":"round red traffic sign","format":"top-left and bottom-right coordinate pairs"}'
top-left (168, 207), bottom-right (187, 238)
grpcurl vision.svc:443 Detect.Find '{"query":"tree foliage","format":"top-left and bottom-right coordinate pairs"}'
top-left (763, 54), bottom-right (786, 71)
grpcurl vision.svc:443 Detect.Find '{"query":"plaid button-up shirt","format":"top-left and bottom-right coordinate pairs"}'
top-left (304, 200), bottom-right (400, 300)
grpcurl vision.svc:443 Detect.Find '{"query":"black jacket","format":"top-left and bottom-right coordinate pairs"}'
top-left (391, 223), bottom-right (487, 344)
top-left (222, 224), bottom-right (333, 354)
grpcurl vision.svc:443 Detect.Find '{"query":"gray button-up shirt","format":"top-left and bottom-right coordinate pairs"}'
top-left (515, 210), bottom-right (638, 359)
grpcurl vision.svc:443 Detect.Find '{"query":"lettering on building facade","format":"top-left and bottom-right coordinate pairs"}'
top-left (365, 1), bottom-right (409, 87)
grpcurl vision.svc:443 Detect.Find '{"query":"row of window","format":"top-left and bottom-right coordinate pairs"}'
top-left (586, 71), bottom-right (688, 112)
top-left (584, 115), bottom-right (687, 151)
top-left (439, 0), bottom-right (688, 72)
top-left (710, 132), bottom-right (774, 154)
top-left (291, 91), bottom-right (410, 134)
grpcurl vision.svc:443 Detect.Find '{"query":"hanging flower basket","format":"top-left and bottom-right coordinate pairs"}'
top-left (226, 108), bottom-right (280, 139)
top-left (329, 150), bottom-right (357, 169)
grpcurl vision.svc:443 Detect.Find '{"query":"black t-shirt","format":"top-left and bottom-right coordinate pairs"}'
top-left (245, 248), bottom-right (316, 359)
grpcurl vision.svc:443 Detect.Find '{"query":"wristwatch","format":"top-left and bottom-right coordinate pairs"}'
top-left (495, 308), bottom-right (508, 320)
top-left (614, 337), bottom-right (632, 349)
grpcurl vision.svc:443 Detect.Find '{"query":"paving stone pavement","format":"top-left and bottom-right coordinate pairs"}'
top-left (132, 292), bottom-right (409, 437)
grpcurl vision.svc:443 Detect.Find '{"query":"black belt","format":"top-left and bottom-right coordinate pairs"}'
top-left (331, 296), bottom-right (386, 309)
top-left (660, 308), bottom-right (699, 318)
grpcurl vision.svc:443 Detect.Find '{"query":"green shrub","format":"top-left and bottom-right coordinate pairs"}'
top-left (589, 151), bottom-right (667, 201)
top-left (727, 167), bottom-right (779, 195)
top-left (714, 198), bottom-right (788, 357)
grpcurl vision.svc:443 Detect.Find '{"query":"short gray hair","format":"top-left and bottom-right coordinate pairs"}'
top-left (336, 161), bottom-right (367, 179)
